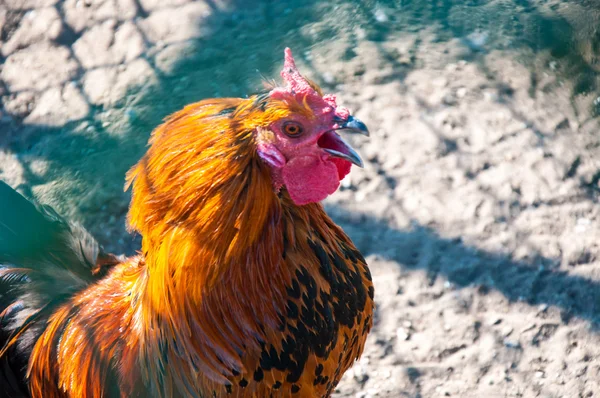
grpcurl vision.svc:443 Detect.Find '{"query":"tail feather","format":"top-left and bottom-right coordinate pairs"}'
top-left (0, 180), bottom-right (120, 396)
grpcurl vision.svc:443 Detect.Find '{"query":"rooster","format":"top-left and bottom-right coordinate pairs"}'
top-left (0, 48), bottom-right (374, 398)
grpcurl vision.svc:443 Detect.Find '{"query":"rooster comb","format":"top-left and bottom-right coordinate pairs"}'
top-left (280, 47), bottom-right (316, 96)
top-left (269, 47), bottom-right (345, 119)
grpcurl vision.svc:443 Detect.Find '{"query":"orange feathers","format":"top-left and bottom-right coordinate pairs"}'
top-left (5, 75), bottom-right (373, 397)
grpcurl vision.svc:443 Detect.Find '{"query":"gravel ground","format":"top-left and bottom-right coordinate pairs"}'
top-left (2, 0), bottom-right (600, 397)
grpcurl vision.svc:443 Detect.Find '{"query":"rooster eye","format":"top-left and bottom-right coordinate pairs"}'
top-left (282, 121), bottom-right (304, 137)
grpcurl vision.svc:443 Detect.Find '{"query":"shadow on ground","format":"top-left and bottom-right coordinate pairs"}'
top-left (329, 205), bottom-right (600, 329)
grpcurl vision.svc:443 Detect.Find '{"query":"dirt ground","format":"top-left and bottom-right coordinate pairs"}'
top-left (2, 0), bottom-right (600, 397)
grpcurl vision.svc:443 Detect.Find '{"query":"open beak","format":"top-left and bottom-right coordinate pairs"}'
top-left (318, 116), bottom-right (369, 168)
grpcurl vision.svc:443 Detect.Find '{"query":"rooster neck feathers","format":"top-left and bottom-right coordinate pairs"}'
top-left (125, 97), bottom-right (302, 392)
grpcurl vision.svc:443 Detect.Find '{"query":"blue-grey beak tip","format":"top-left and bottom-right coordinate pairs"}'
top-left (339, 115), bottom-right (370, 137)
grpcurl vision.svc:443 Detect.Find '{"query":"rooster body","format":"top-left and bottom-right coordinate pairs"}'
top-left (0, 49), bottom-right (374, 397)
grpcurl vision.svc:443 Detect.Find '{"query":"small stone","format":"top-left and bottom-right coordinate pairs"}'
top-left (443, 93), bottom-right (457, 106)
top-left (555, 118), bottom-right (570, 130)
top-left (322, 72), bottom-right (336, 85)
top-left (463, 30), bottom-right (488, 51)
top-left (28, 159), bottom-right (49, 177)
top-left (340, 175), bottom-right (352, 189)
top-left (575, 218), bottom-right (591, 233)
top-left (374, 8), bottom-right (388, 23)
top-left (396, 327), bottom-right (410, 341)
top-left (501, 326), bottom-right (514, 337)
top-left (353, 364), bottom-right (369, 384)
top-left (504, 339), bottom-right (520, 349)
top-left (445, 63), bottom-right (458, 73)
top-left (535, 371), bottom-right (544, 379)
top-left (483, 90), bottom-right (498, 102)
top-left (355, 190), bottom-right (367, 202)
top-left (456, 87), bottom-right (467, 98)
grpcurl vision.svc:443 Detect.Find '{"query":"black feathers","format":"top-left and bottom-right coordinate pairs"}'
top-left (256, 220), bottom-right (372, 394)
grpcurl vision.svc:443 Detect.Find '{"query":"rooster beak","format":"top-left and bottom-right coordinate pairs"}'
top-left (336, 115), bottom-right (370, 137)
top-left (322, 134), bottom-right (364, 168)
top-left (321, 115), bottom-right (369, 168)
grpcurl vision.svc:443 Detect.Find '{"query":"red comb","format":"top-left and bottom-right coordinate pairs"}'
top-left (271, 48), bottom-right (344, 118)
top-left (280, 48), bottom-right (316, 96)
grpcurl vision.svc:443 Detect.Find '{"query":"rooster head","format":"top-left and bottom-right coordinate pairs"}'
top-left (254, 48), bottom-right (369, 206)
